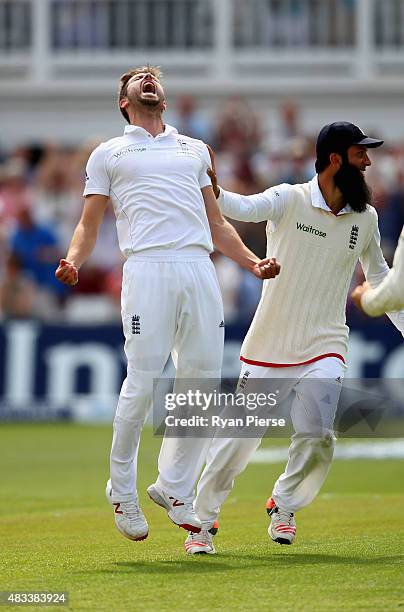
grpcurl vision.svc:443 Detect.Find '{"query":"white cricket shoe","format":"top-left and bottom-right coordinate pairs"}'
top-left (266, 497), bottom-right (296, 545)
top-left (105, 479), bottom-right (149, 542)
top-left (184, 522), bottom-right (218, 555)
top-left (147, 483), bottom-right (201, 533)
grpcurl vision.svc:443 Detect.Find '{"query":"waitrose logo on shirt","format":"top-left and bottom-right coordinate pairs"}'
top-left (296, 222), bottom-right (327, 238)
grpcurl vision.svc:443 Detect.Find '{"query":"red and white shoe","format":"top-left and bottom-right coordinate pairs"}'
top-left (147, 483), bottom-right (201, 533)
top-left (105, 479), bottom-right (149, 542)
top-left (184, 522), bottom-right (219, 555)
top-left (266, 497), bottom-right (296, 545)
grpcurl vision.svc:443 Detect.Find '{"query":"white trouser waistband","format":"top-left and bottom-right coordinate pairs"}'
top-left (126, 247), bottom-right (211, 262)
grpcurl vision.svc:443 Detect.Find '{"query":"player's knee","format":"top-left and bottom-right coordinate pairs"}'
top-left (321, 430), bottom-right (336, 448)
top-left (115, 397), bottom-right (150, 422)
top-left (113, 413), bottom-right (145, 429)
top-left (309, 432), bottom-right (336, 461)
top-left (292, 431), bottom-right (336, 461)
top-left (117, 381), bottom-right (153, 421)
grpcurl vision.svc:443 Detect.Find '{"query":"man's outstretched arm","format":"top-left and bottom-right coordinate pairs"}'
top-left (55, 194), bottom-right (109, 286)
top-left (352, 225), bottom-right (404, 316)
top-left (206, 145), bottom-right (287, 225)
top-left (357, 215), bottom-right (404, 334)
top-left (202, 185), bottom-right (280, 281)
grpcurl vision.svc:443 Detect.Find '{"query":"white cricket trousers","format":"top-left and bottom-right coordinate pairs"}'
top-left (110, 252), bottom-right (224, 503)
top-left (194, 356), bottom-right (347, 527)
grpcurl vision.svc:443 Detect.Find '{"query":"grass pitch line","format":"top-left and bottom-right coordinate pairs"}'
top-left (251, 439), bottom-right (404, 463)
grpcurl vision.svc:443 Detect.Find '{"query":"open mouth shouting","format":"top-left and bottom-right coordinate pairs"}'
top-left (142, 79), bottom-right (157, 96)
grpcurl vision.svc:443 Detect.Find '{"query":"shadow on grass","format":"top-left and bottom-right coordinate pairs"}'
top-left (220, 553), bottom-right (404, 566)
top-left (91, 553), bottom-right (404, 575)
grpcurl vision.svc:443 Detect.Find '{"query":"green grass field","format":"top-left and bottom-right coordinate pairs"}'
top-left (1, 424), bottom-right (403, 611)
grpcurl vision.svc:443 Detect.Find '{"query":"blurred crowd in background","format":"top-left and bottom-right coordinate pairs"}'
top-left (1, 97), bottom-right (404, 325)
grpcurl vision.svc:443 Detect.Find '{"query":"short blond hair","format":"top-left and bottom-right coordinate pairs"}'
top-left (118, 65), bottom-right (163, 123)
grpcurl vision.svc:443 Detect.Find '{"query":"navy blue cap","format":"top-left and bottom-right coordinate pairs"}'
top-left (316, 122), bottom-right (384, 160)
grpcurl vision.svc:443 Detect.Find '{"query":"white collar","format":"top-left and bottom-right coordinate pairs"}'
top-left (124, 123), bottom-right (178, 139)
top-left (309, 175), bottom-right (353, 216)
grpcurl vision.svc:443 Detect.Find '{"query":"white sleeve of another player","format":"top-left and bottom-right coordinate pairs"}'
top-left (83, 144), bottom-right (111, 197)
top-left (360, 211), bottom-right (404, 333)
top-left (362, 225), bottom-right (404, 316)
top-left (218, 184), bottom-right (289, 225)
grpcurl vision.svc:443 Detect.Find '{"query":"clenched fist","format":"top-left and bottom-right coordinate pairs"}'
top-left (55, 259), bottom-right (78, 286)
top-left (253, 257), bottom-right (281, 280)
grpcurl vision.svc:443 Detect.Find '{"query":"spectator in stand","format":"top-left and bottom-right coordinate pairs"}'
top-left (11, 206), bottom-right (65, 317)
top-left (270, 101), bottom-right (303, 154)
top-left (69, 139), bottom-right (103, 193)
top-left (32, 145), bottom-right (82, 252)
top-left (279, 140), bottom-right (314, 184)
top-left (214, 97), bottom-right (262, 154)
top-left (0, 159), bottom-right (32, 232)
top-left (0, 253), bottom-right (36, 319)
top-left (280, 101), bottom-right (300, 140)
top-left (170, 95), bottom-right (212, 143)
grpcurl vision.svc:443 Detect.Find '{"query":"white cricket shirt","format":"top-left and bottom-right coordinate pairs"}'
top-left (219, 176), bottom-right (404, 366)
top-left (83, 124), bottom-right (213, 258)
top-left (362, 225), bottom-right (404, 316)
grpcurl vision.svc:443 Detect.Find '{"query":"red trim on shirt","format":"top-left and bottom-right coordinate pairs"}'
top-left (240, 353), bottom-right (345, 368)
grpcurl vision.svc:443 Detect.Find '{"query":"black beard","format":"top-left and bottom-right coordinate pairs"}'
top-left (334, 158), bottom-right (372, 212)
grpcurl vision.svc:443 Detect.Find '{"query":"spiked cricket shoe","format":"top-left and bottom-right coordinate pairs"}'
top-left (184, 521), bottom-right (218, 555)
top-left (266, 497), bottom-right (296, 545)
top-left (147, 483), bottom-right (201, 533)
top-left (106, 479), bottom-right (148, 541)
